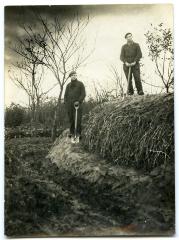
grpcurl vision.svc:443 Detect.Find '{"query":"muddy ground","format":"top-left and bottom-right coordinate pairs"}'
top-left (5, 136), bottom-right (175, 237)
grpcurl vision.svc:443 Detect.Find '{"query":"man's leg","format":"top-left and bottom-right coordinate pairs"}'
top-left (123, 64), bottom-right (134, 95)
top-left (77, 105), bottom-right (82, 136)
top-left (133, 64), bottom-right (144, 95)
top-left (68, 103), bottom-right (75, 135)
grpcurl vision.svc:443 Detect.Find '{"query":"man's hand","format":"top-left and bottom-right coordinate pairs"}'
top-left (74, 101), bottom-right (79, 106)
top-left (125, 62), bottom-right (130, 67)
top-left (125, 61), bottom-right (136, 67)
top-left (130, 61), bottom-right (136, 66)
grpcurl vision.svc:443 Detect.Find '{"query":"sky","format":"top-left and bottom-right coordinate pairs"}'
top-left (4, 4), bottom-right (173, 106)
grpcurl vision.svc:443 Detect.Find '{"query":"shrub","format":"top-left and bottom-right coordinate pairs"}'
top-left (5, 104), bottom-right (26, 127)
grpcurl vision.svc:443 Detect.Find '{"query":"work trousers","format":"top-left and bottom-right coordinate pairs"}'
top-left (123, 63), bottom-right (144, 95)
top-left (66, 102), bottom-right (82, 136)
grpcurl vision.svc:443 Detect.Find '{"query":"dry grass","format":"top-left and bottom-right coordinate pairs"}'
top-left (83, 93), bottom-right (174, 171)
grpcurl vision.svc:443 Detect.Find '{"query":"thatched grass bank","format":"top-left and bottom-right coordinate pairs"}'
top-left (83, 93), bottom-right (174, 171)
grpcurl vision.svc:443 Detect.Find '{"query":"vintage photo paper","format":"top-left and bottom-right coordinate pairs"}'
top-left (4, 4), bottom-right (174, 237)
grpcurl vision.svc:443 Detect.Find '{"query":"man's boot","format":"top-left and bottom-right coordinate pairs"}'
top-left (138, 91), bottom-right (144, 95)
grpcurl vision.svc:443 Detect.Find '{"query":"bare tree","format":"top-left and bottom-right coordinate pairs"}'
top-left (10, 31), bottom-right (48, 123)
top-left (8, 62), bottom-right (58, 124)
top-left (139, 62), bottom-right (164, 94)
top-left (19, 12), bottom-right (94, 140)
top-left (92, 81), bottom-right (115, 104)
top-left (145, 23), bottom-right (174, 93)
top-left (108, 64), bottom-right (124, 97)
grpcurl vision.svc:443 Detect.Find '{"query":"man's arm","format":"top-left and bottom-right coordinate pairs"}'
top-left (64, 84), bottom-right (69, 104)
top-left (120, 45), bottom-right (126, 63)
top-left (78, 82), bottom-right (86, 103)
top-left (134, 43), bottom-right (142, 62)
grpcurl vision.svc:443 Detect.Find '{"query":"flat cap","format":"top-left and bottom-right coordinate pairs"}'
top-left (125, 32), bottom-right (132, 39)
top-left (69, 71), bottom-right (77, 77)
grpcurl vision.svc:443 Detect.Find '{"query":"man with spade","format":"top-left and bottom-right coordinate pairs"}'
top-left (120, 32), bottom-right (144, 95)
top-left (64, 71), bottom-right (86, 143)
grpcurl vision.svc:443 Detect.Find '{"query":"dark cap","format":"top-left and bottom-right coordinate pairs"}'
top-left (125, 32), bottom-right (132, 39)
top-left (69, 71), bottom-right (77, 77)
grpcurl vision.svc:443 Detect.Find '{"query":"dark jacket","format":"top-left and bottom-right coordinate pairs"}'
top-left (64, 79), bottom-right (86, 105)
top-left (120, 42), bottom-right (142, 64)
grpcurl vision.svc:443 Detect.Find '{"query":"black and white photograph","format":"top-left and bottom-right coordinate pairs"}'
top-left (4, 4), bottom-right (175, 237)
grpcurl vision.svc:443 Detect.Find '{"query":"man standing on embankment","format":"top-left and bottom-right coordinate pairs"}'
top-left (64, 71), bottom-right (86, 143)
top-left (120, 32), bottom-right (144, 95)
